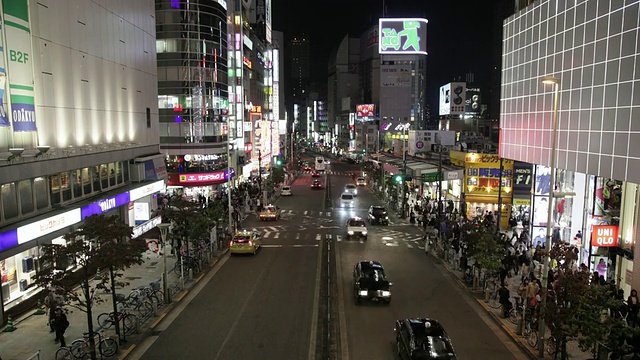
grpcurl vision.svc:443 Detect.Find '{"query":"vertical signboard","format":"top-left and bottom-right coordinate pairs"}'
top-left (2, 0), bottom-right (37, 131)
top-left (439, 82), bottom-right (466, 116)
top-left (0, 14), bottom-right (8, 127)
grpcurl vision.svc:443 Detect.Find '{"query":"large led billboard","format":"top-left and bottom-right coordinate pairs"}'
top-left (378, 18), bottom-right (428, 55)
top-left (356, 104), bottom-right (375, 119)
top-left (439, 82), bottom-right (466, 116)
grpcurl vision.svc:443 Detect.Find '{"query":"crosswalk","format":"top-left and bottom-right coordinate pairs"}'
top-left (301, 170), bottom-right (351, 176)
top-left (279, 209), bottom-right (333, 217)
top-left (252, 227), bottom-right (425, 249)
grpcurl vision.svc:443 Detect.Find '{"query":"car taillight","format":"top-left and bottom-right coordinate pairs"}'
top-left (248, 240), bottom-right (253, 246)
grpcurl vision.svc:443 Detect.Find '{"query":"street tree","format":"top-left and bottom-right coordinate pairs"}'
top-left (460, 223), bottom-right (505, 276)
top-left (161, 198), bottom-right (210, 256)
top-left (270, 166), bottom-right (285, 185)
top-left (35, 214), bottom-right (146, 360)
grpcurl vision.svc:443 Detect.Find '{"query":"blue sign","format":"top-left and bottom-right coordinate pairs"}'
top-left (0, 229), bottom-right (18, 252)
top-left (81, 192), bottom-right (131, 219)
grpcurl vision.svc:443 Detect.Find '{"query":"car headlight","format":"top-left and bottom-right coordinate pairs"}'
top-left (354, 190), bottom-right (358, 194)
top-left (362, 231), bottom-right (367, 236)
top-left (359, 290), bottom-right (368, 296)
top-left (381, 291), bottom-right (391, 297)
top-left (348, 231), bottom-right (354, 235)
top-left (385, 216), bottom-right (389, 219)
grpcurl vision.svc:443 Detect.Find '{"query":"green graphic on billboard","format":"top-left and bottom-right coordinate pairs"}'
top-left (378, 18), bottom-right (428, 55)
top-left (2, 0), bottom-right (37, 131)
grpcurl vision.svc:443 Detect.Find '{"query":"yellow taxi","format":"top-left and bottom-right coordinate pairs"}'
top-left (259, 205), bottom-right (281, 221)
top-left (229, 229), bottom-right (261, 255)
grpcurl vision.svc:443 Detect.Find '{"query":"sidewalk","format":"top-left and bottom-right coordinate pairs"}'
top-left (0, 243), bottom-right (228, 360)
top-left (436, 254), bottom-right (592, 360)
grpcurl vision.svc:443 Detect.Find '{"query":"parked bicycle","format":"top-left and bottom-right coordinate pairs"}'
top-left (70, 329), bottom-right (118, 359)
top-left (97, 302), bottom-right (137, 334)
top-left (128, 280), bottom-right (164, 307)
top-left (505, 296), bottom-right (525, 325)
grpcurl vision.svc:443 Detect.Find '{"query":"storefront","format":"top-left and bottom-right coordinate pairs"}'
top-left (450, 151), bottom-right (513, 228)
top-left (0, 180), bottom-right (165, 322)
top-left (165, 170), bottom-right (235, 201)
top-left (510, 162), bottom-right (533, 238)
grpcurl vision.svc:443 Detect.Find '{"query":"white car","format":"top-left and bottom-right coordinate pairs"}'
top-left (356, 177), bottom-right (367, 186)
top-left (346, 217), bottom-right (368, 239)
top-left (339, 193), bottom-right (355, 208)
top-left (281, 186), bottom-right (292, 196)
top-left (344, 184), bottom-right (358, 196)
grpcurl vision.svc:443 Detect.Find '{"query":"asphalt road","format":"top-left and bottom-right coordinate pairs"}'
top-left (328, 159), bottom-right (528, 360)
top-left (131, 155), bottom-right (528, 360)
top-left (136, 156), bottom-right (329, 360)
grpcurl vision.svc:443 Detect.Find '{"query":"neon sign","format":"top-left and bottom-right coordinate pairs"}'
top-left (379, 18), bottom-right (428, 55)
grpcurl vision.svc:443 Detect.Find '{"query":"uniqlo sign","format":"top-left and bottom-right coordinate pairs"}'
top-left (591, 225), bottom-right (619, 247)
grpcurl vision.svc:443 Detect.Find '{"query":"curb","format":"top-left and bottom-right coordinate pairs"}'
top-left (439, 260), bottom-right (539, 360)
top-left (118, 248), bottom-right (229, 359)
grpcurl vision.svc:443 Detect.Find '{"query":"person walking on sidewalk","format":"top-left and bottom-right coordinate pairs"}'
top-left (52, 308), bottom-right (69, 347)
top-left (45, 286), bottom-right (64, 333)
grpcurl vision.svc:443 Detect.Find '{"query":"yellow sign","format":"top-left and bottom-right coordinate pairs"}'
top-left (513, 198), bottom-right (531, 206)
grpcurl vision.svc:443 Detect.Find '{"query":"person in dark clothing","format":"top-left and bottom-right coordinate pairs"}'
top-left (52, 308), bottom-right (69, 347)
top-left (498, 285), bottom-right (512, 318)
top-left (628, 289), bottom-right (639, 327)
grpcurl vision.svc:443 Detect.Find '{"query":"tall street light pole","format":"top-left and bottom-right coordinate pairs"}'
top-left (538, 76), bottom-right (561, 357)
top-left (227, 140), bottom-right (234, 234)
top-left (401, 127), bottom-right (407, 218)
top-left (157, 223), bottom-right (171, 304)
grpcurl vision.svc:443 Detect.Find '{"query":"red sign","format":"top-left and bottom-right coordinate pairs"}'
top-left (244, 143), bottom-right (253, 153)
top-left (356, 104), bottom-right (375, 118)
top-left (591, 225), bottom-right (619, 247)
top-left (166, 171), bottom-right (232, 186)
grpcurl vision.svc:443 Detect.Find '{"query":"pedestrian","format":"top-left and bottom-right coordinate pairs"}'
top-left (498, 284), bottom-right (512, 318)
top-left (45, 286), bottom-right (64, 333)
top-left (52, 308), bottom-right (69, 347)
top-left (628, 289), bottom-right (639, 326)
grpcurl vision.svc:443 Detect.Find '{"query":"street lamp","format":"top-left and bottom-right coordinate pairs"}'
top-left (157, 223), bottom-right (171, 304)
top-left (227, 143), bottom-right (234, 234)
top-left (538, 76), bottom-right (560, 357)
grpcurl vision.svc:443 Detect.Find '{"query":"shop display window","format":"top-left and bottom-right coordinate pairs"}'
top-left (34, 177), bottom-right (48, 210)
top-left (2, 247), bottom-right (39, 308)
top-left (2, 182), bottom-right (18, 220)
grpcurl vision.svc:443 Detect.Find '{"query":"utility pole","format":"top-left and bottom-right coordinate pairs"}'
top-left (496, 157), bottom-right (504, 236)
top-left (401, 128), bottom-right (407, 218)
top-left (437, 144), bottom-right (443, 222)
top-left (257, 149), bottom-right (262, 207)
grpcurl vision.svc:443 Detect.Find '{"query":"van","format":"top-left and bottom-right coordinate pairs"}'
top-left (340, 193), bottom-right (355, 208)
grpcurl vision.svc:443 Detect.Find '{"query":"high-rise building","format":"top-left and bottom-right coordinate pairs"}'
top-left (155, 0), bottom-right (234, 192)
top-left (288, 36), bottom-right (311, 110)
top-left (0, 0), bottom-right (164, 322)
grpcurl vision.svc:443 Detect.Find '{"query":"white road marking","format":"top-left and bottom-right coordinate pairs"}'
top-left (263, 231), bottom-right (272, 238)
top-left (326, 211), bottom-right (331, 216)
top-left (316, 234), bottom-right (322, 240)
top-left (296, 233), bottom-right (301, 240)
top-left (261, 244), bottom-right (319, 248)
top-left (273, 232), bottom-right (280, 239)
top-left (304, 210), bottom-right (309, 215)
top-left (336, 235), bottom-right (342, 242)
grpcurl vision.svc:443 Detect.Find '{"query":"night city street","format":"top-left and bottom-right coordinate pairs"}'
top-left (127, 156), bottom-right (528, 360)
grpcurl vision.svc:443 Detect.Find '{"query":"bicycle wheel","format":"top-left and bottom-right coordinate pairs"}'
top-left (55, 347), bottom-right (73, 360)
top-left (546, 337), bottom-right (556, 356)
top-left (509, 310), bottom-right (519, 325)
top-left (153, 290), bottom-right (165, 306)
top-left (527, 331), bottom-right (538, 347)
top-left (70, 339), bottom-right (89, 359)
top-left (136, 300), bottom-right (154, 318)
top-left (123, 313), bottom-right (138, 334)
top-left (488, 293), bottom-right (501, 309)
top-left (99, 337), bottom-right (119, 357)
top-left (97, 312), bottom-right (114, 329)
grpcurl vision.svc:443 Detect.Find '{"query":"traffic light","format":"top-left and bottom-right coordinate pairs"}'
top-left (394, 174), bottom-right (403, 183)
top-left (275, 157), bottom-right (283, 166)
top-left (362, 148), bottom-right (366, 154)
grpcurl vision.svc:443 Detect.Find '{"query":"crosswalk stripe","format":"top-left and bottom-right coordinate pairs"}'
top-left (304, 210), bottom-right (308, 215)
top-left (296, 233), bottom-right (301, 239)
top-left (316, 234), bottom-right (321, 240)
top-left (273, 232), bottom-right (280, 238)
top-left (336, 235), bottom-right (342, 242)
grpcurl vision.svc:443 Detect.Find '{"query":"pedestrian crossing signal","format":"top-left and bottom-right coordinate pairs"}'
top-left (394, 174), bottom-right (403, 183)
top-left (275, 157), bottom-right (282, 166)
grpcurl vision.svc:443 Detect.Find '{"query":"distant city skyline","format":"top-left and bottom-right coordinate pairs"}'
top-left (272, 0), bottom-right (496, 119)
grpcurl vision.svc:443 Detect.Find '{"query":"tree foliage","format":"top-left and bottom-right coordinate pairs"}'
top-left (35, 214), bottom-right (146, 360)
top-left (460, 223), bottom-right (505, 274)
top-left (161, 198), bottom-right (213, 251)
top-left (270, 166), bottom-right (285, 185)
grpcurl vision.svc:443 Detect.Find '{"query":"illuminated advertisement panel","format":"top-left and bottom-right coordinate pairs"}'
top-left (378, 18), bottom-right (428, 55)
top-left (356, 104), bottom-right (375, 118)
top-left (251, 120), bottom-right (279, 166)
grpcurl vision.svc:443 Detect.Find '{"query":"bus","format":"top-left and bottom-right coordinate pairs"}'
top-left (315, 156), bottom-right (326, 171)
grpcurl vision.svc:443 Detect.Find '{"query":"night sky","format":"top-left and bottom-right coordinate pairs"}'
top-left (272, 0), bottom-right (496, 118)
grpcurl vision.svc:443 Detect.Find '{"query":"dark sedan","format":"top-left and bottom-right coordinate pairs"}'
top-left (368, 205), bottom-right (389, 225)
top-left (353, 260), bottom-right (391, 304)
top-left (394, 318), bottom-right (457, 359)
top-left (311, 179), bottom-right (323, 189)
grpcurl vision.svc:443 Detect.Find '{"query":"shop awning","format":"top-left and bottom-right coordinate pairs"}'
top-left (407, 163), bottom-right (437, 177)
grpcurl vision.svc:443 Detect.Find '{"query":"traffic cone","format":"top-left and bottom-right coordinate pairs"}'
top-left (3, 315), bottom-right (17, 332)
top-left (95, 268), bottom-right (102, 280)
top-left (34, 300), bottom-right (46, 315)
